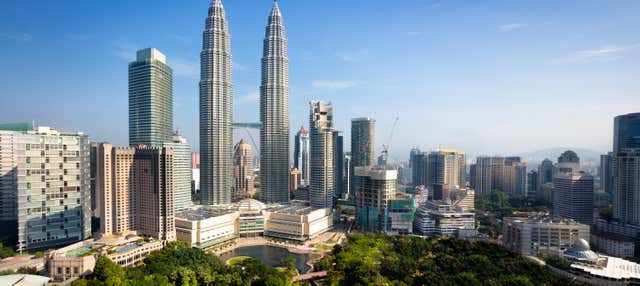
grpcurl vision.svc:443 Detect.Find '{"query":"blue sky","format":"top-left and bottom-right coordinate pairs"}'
top-left (1, 0), bottom-right (639, 161)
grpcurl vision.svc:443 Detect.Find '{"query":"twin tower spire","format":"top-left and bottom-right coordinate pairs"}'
top-left (200, 0), bottom-right (290, 205)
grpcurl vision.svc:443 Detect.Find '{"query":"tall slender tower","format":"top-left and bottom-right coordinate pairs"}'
top-left (309, 101), bottom-right (334, 209)
top-left (350, 118), bottom-right (375, 194)
top-left (294, 127), bottom-right (310, 185)
top-left (200, 0), bottom-right (233, 205)
top-left (260, 1), bottom-right (290, 203)
top-left (129, 48), bottom-right (173, 146)
top-left (233, 139), bottom-right (255, 200)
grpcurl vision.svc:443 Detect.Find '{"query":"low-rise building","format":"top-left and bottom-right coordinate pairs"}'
top-left (46, 233), bottom-right (163, 282)
top-left (413, 200), bottom-right (475, 238)
top-left (264, 205), bottom-right (332, 241)
top-left (175, 208), bottom-right (238, 250)
top-left (386, 194), bottom-right (415, 235)
top-left (173, 199), bottom-right (333, 248)
top-left (591, 230), bottom-right (636, 258)
top-left (555, 239), bottom-right (640, 285)
top-left (502, 216), bottom-right (590, 256)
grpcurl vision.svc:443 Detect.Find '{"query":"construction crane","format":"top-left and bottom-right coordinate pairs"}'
top-left (380, 117), bottom-right (399, 167)
top-left (232, 122), bottom-right (260, 153)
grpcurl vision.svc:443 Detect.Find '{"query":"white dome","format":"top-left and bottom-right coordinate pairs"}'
top-left (574, 239), bottom-right (591, 251)
top-left (235, 199), bottom-right (265, 212)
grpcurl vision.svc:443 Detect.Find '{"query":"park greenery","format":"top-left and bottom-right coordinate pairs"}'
top-left (0, 242), bottom-right (15, 259)
top-left (475, 189), bottom-right (549, 237)
top-left (70, 241), bottom-right (308, 286)
top-left (315, 233), bottom-right (576, 286)
top-left (541, 254), bottom-right (573, 272)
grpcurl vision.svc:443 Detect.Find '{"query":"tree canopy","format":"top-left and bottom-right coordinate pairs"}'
top-left (315, 234), bottom-right (576, 286)
top-left (71, 241), bottom-right (304, 286)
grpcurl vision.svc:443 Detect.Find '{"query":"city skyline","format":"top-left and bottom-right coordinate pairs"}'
top-left (1, 1), bottom-right (640, 159)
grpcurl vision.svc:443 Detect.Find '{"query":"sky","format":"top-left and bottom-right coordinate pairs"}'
top-left (1, 0), bottom-right (639, 162)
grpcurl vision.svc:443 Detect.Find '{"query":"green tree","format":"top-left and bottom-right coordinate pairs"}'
top-left (93, 255), bottom-right (125, 282)
top-left (0, 243), bottom-right (15, 259)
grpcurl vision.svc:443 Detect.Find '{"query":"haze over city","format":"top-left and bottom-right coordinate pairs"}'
top-left (2, 0), bottom-right (639, 159)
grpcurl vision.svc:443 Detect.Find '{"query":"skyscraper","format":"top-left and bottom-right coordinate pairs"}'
top-left (354, 166), bottom-right (399, 232)
top-left (199, 0), bottom-right (233, 205)
top-left (309, 101), bottom-right (334, 209)
top-left (527, 170), bottom-right (538, 197)
top-left (134, 146), bottom-right (176, 241)
top-left (260, 1), bottom-right (290, 203)
top-left (474, 156), bottom-right (526, 196)
top-left (600, 153), bottom-right (614, 194)
top-left (233, 139), bottom-right (255, 200)
top-left (96, 144), bottom-right (176, 241)
top-left (410, 149), bottom-right (427, 187)
top-left (613, 149), bottom-right (640, 225)
top-left (0, 126), bottom-right (91, 251)
top-left (556, 150), bottom-right (580, 175)
top-left (538, 159), bottom-right (554, 184)
top-left (350, 117), bottom-right (375, 193)
top-left (129, 48), bottom-right (173, 146)
top-left (469, 163), bottom-right (477, 190)
top-left (475, 156), bottom-right (494, 195)
top-left (343, 153), bottom-right (352, 199)
top-left (163, 131), bottom-right (192, 212)
top-left (96, 143), bottom-right (135, 235)
top-left (426, 149), bottom-right (466, 190)
top-left (614, 113), bottom-right (640, 153)
top-left (293, 126), bottom-right (310, 186)
top-left (553, 173), bottom-right (594, 225)
top-left (333, 131), bottom-right (344, 199)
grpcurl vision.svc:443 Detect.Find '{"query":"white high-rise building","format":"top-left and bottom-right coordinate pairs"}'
top-left (163, 131), bottom-right (192, 212)
top-left (309, 101), bottom-right (334, 209)
top-left (260, 1), bottom-right (290, 203)
top-left (199, 0), bottom-right (233, 205)
top-left (0, 126), bottom-right (91, 251)
top-left (613, 149), bottom-right (640, 225)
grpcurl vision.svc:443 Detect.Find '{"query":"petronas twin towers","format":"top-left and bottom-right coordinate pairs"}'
top-left (200, 0), bottom-right (289, 205)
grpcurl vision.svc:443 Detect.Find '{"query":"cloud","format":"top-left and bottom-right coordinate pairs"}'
top-left (166, 34), bottom-right (191, 44)
top-left (312, 80), bottom-right (358, 89)
top-left (553, 44), bottom-right (639, 63)
top-left (238, 91), bottom-right (259, 104)
top-left (171, 57), bottom-right (198, 78)
top-left (499, 23), bottom-right (528, 32)
top-left (0, 32), bottom-right (32, 42)
top-left (407, 31), bottom-right (422, 36)
top-left (113, 42), bottom-right (138, 61)
top-left (337, 49), bottom-right (369, 62)
top-left (64, 33), bottom-right (94, 41)
top-left (233, 62), bottom-right (246, 71)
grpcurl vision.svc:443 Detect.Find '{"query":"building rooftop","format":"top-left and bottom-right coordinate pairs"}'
top-left (0, 274), bottom-right (50, 286)
top-left (507, 215), bottom-right (586, 226)
top-left (571, 255), bottom-right (640, 281)
top-left (0, 122), bottom-right (33, 131)
top-left (136, 48), bottom-right (166, 64)
top-left (351, 117), bottom-right (375, 122)
top-left (271, 205), bottom-right (321, 215)
top-left (176, 207), bottom-right (235, 221)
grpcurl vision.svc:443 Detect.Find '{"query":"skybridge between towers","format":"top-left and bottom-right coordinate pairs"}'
top-left (232, 122), bottom-right (262, 129)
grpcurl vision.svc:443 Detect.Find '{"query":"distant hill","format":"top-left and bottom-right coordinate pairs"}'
top-left (517, 147), bottom-right (603, 168)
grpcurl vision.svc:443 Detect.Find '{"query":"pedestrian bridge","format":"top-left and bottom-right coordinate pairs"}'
top-left (291, 271), bottom-right (328, 282)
